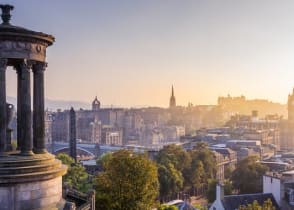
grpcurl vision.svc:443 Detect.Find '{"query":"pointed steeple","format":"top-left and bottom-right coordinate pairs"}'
top-left (169, 85), bottom-right (176, 108)
top-left (92, 96), bottom-right (101, 111)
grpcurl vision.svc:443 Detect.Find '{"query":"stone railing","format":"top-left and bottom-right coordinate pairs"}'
top-left (63, 186), bottom-right (95, 210)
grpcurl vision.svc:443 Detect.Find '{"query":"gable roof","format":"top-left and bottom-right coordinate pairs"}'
top-left (222, 193), bottom-right (280, 210)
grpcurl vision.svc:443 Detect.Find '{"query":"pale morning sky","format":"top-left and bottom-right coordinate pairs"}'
top-left (4, 0), bottom-right (294, 107)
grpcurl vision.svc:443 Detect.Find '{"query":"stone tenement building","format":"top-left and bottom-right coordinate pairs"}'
top-left (51, 98), bottom-right (124, 144)
top-left (0, 5), bottom-right (67, 210)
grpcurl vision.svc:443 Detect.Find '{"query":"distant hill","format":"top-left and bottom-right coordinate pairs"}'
top-left (6, 96), bottom-right (90, 111)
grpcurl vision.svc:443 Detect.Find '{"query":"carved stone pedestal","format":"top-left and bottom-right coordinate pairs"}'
top-left (0, 153), bottom-right (67, 210)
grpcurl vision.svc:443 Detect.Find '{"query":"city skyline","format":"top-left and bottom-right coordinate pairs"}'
top-left (4, 0), bottom-right (294, 107)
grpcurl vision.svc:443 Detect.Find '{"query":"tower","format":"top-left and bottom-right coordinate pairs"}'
top-left (92, 96), bottom-right (101, 111)
top-left (0, 5), bottom-right (67, 209)
top-left (70, 107), bottom-right (77, 163)
top-left (288, 88), bottom-right (294, 121)
top-left (287, 88), bottom-right (294, 150)
top-left (169, 85), bottom-right (176, 108)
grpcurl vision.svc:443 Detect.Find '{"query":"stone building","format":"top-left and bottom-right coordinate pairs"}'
top-left (52, 110), bottom-right (70, 142)
top-left (101, 125), bottom-right (123, 145)
top-left (45, 110), bottom-right (53, 144)
top-left (142, 128), bottom-right (164, 146)
top-left (278, 89), bottom-right (294, 151)
top-left (51, 107), bottom-right (125, 143)
top-left (162, 125), bottom-right (185, 142)
top-left (263, 170), bottom-right (294, 209)
top-left (123, 111), bottom-right (144, 144)
top-left (76, 111), bottom-right (101, 143)
top-left (211, 148), bottom-right (237, 181)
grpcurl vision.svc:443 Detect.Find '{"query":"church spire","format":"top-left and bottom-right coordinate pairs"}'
top-left (92, 96), bottom-right (101, 111)
top-left (169, 85), bottom-right (176, 108)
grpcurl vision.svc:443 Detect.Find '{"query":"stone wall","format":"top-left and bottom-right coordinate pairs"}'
top-left (0, 176), bottom-right (63, 210)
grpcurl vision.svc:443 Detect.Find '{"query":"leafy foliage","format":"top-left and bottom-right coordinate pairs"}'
top-left (158, 163), bottom-right (183, 199)
top-left (232, 156), bottom-right (269, 194)
top-left (56, 153), bottom-right (74, 166)
top-left (95, 150), bottom-right (159, 210)
top-left (56, 153), bottom-right (91, 192)
top-left (158, 205), bottom-right (178, 210)
top-left (156, 144), bottom-right (191, 172)
top-left (156, 142), bottom-right (217, 201)
top-left (238, 199), bottom-right (275, 210)
top-left (184, 142), bottom-right (217, 189)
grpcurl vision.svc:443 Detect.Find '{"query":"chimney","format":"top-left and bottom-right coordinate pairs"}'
top-left (216, 183), bottom-right (224, 201)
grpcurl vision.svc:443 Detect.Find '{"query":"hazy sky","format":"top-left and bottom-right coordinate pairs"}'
top-left (4, 0), bottom-right (294, 107)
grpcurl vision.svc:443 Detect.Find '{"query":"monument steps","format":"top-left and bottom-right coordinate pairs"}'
top-left (0, 159), bottom-right (62, 175)
top-left (0, 157), bottom-right (55, 167)
top-left (0, 164), bottom-right (67, 184)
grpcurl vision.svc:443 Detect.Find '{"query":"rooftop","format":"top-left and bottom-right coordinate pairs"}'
top-left (222, 193), bottom-right (280, 210)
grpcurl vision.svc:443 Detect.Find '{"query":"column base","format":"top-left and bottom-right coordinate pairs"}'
top-left (20, 150), bottom-right (34, 156)
top-left (0, 152), bottom-right (8, 157)
top-left (0, 176), bottom-right (64, 210)
top-left (33, 148), bottom-right (47, 154)
top-left (5, 145), bottom-right (12, 152)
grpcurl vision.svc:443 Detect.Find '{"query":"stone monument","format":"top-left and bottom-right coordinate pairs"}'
top-left (69, 107), bottom-right (77, 163)
top-left (0, 4), bottom-right (67, 210)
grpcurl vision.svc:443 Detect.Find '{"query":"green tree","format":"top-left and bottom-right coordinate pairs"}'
top-left (56, 153), bottom-right (74, 166)
top-left (156, 144), bottom-right (190, 199)
top-left (224, 165), bottom-right (233, 180)
top-left (184, 158), bottom-right (205, 190)
top-left (238, 199), bottom-right (275, 210)
top-left (158, 205), bottom-right (178, 210)
top-left (158, 163), bottom-right (183, 200)
top-left (56, 153), bottom-right (90, 192)
top-left (184, 142), bottom-right (217, 189)
top-left (156, 144), bottom-right (191, 172)
top-left (96, 152), bottom-right (113, 168)
top-left (95, 150), bottom-right (159, 210)
top-left (232, 156), bottom-right (269, 194)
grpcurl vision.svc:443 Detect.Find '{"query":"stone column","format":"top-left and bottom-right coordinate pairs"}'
top-left (16, 71), bottom-right (21, 150)
top-left (33, 61), bottom-right (47, 154)
top-left (5, 103), bottom-right (13, 151)
top-left (17, 60), bottom-right (33, 155)
top-left (0, 58), bottom-right (7, 155)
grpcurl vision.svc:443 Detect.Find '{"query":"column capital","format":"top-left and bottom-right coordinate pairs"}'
top-left (14, 59), bottom-right (33, 72)
top-left (14, 60), bottom-right (33, 81)
top-left (22, 59), bottom-right (34, 70)
top-left (33, 61), bottom-right (47, 73)
top-left (0, 58), bottom-right (7, 70)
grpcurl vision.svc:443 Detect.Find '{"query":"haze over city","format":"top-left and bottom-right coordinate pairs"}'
top-left (3, 2), bottom-right (294, 209)
top-left (4, 0), bottom-right (294, 107)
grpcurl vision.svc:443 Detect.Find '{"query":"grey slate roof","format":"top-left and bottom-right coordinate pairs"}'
top-left (221, 193), bottom-right (280, 210)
